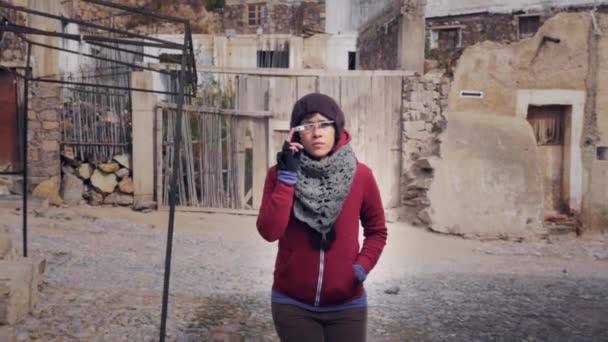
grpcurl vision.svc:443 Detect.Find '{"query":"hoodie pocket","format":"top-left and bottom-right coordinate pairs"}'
top-left (322, 254), bottom-right (360, 305)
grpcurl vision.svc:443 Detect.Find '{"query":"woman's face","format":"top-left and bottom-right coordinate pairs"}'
top-left (297, 113), bottom-right (336, 159)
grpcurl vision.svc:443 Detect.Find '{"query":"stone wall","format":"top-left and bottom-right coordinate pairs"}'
top-left (27, 83), bottom-right (61, 187)
top-left (223, 1), bottom-right (325, 35)
top-left (0, 6), bottom-right (27, 63)
top-left (356, 6), bottom-right (401, 70)
top-left (400, 74), bottom-right (450, 225)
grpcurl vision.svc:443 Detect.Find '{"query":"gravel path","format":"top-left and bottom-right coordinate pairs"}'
top-left (0, 206), bottom-right (606, 341)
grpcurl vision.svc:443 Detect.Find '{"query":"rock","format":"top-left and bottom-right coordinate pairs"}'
top-left (84, 191), bottom-right (104, 206)
top-left (115, 168), bottom-right (130, 179)
top-left (0, 260), bottom-right (38, 325)
top-left (0, 326), bottom-right (16, 342)
top-left (407, 178), bottom-right (433, 190)
top-left (0, 233), bottom-right (15, 260)
top-left (98, 163), bottom-right (119, 174)
top-left (104, 193), bottom-right (133, 206)
top-left (32, 177), bottom-right (63, 206)
top-left (62, 165), bottom-right (75, 176)
top-left (61, 173), bottom-right (84, 206)
top-left (61, 145), bottom-right (75, 161)
top-left (9, 180), bottom-right (23, 195)
top-left (112, 154), bottom-right (130, 169)
top-left (133, 199), bottom-right (156, 211)
top-left (384, 286), bottom-right (400, 295)
top-left (385, 209), bottom-right (401, 223)
top-left (78, 163), bottom-right (92, 180)
top-left (118, 177), bottom-right (134, 194)
top-left (413, 157), bottom-right (441, 172)
top-left (90, 170), bottom-right (117, 194)
top-left (0, 185), bottom-right (10, 195)
top-left (594, 252), bottom-right (608, 261)
top-left (417, 208), bottom-right (432, 225)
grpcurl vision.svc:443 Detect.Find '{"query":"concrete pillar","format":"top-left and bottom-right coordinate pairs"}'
top-left (398, 0), bottom-right (426, 73)
top-left (131, 72), bottom-right (156, 202)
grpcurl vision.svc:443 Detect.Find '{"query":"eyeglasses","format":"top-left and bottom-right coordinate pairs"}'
top-left (293, 120), bottom-right (335, 133)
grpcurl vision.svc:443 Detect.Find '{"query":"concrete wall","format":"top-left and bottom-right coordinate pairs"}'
top-left (444, 12), bottom-right (608, 234)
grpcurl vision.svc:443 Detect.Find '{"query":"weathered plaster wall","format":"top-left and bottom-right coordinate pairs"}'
top-left (427, 112), bottom-right (544, 239)
top-left (444, 12), bottom-right (608, 234)
top-left (582, 14), bottom-right (608, 232)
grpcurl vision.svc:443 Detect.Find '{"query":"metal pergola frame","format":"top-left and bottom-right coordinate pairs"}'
top-left (0, 1), bottom-right (197, 340)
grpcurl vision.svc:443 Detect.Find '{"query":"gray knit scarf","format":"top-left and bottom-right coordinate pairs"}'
top-left (294, 144), bottom-right (357, 241)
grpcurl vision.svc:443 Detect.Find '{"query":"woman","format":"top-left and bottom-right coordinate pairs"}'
top-left (257, 93), bottom-right (387, 342)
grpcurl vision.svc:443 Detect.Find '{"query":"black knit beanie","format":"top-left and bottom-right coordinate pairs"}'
top-left (290, 93), bottom-right (345, 141)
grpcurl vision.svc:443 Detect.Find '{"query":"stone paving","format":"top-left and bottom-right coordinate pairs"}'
top-left (0, 206), bottom-right (605, 341)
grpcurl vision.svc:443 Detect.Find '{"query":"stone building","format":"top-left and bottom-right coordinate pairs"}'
top-left (424, 11), bottom-right (608, 237)
top-left (425, 0), bottom-right (608, 63)
top-left (223, 0), bottom-right (325, 35)
top-left (358, 0), bottom-right (608, 71)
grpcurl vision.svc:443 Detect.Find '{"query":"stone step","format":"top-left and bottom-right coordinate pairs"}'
top-left (547, 224), bottom-right (578, 235)
top-left (0, 258), bottom-right (46, 325)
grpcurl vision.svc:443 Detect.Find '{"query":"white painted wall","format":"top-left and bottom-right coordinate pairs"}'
top-left (427, 0), bottom-right (608, 17)
top-left (144, 34), bottom-right (302, 69)
top-left (59, 23), bottom-right (94, 76)
top-left (326, 34), bottom-right (357, 70)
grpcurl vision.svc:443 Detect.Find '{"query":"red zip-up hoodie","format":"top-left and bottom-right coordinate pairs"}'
top-left (256, 130), bottom-right (387, 307)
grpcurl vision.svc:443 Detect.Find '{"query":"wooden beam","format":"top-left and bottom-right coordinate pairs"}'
top-left (158, 205), bottom-right (258, 216)
top-left (156, 103), bottom-right (272, 119)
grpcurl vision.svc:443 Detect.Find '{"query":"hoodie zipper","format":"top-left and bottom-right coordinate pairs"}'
top-left (314, 249), bottom-right (325, 306)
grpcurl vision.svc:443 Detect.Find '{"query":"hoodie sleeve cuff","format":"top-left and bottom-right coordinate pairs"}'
top-left (353, 264), bottom-right (367, 283)
top-left (277, 170), bottom-right (298, 185)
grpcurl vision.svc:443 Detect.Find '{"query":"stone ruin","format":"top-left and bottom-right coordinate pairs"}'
top-left (0, 235), bottom-right (45, 341)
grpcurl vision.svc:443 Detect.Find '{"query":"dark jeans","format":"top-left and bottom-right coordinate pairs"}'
top-left (271, 303), bottom-right (367, 342)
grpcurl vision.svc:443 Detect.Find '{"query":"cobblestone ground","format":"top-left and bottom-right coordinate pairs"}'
top-left (0, 206), bottom-right (606, 341)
